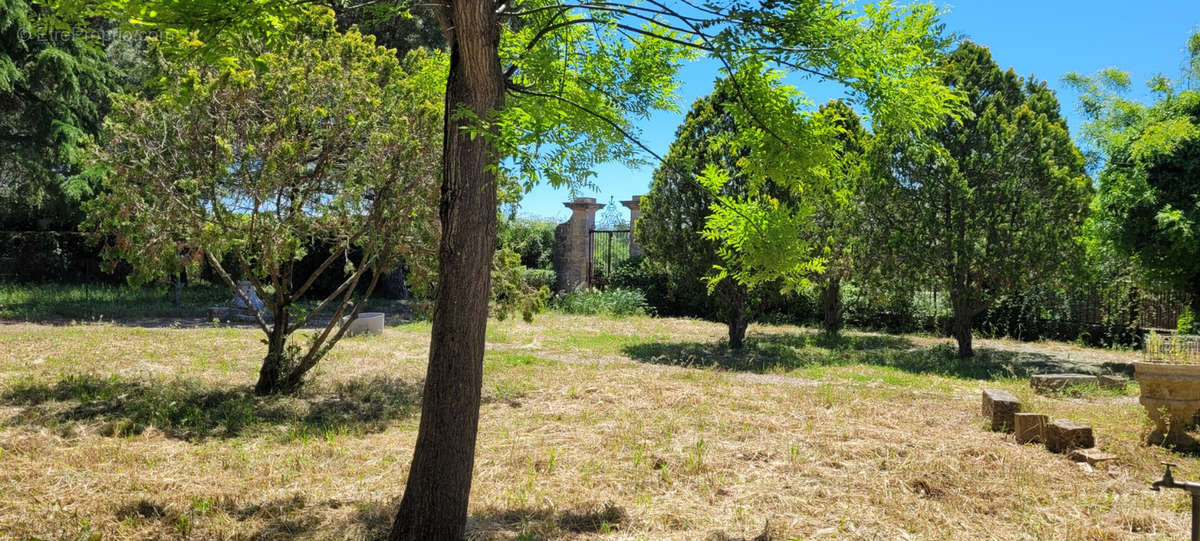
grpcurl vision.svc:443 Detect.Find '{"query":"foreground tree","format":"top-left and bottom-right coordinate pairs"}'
top-left (86, 10), bottom-right (442, 394)
top-left (72, 0), bottom-right (962, 536)
top-left (1067, 30), bottom-right (1200, 314)
top-left (869, 42), bottom-right (1091, 357)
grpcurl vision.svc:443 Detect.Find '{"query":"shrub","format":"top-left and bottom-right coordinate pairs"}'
top-left (521, 268), bottom-right (557, 290)
top-left (498, 218), bottom-right (557, 270)
top-left (0, 232), bottom-right (126, 284)
top-left (607, 256), bottom-right (681, 315)
top-left (1179, 308), bottom-right (1196, 335)
top-left (555, 288), bottom-right (648, 317)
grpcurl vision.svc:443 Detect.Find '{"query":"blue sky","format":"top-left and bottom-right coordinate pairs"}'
top-left (513, 1), bottom-right (1200, 222)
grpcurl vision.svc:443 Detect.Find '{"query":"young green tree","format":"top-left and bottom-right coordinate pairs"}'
top-left (69, 1), bottom-right (963, 536)
top-left (1, 0), bottom-right (117, 230)
top-left (86, 10), bottom-right (443, 394)
top-left (868, 42), bottom-right (1091, 357)
top-left (696, 91), bottom-right (875, 339)
top-left (1066, 30), bottom-right (1200, 314)
top-left (639, 79), bottom-right (763, 349)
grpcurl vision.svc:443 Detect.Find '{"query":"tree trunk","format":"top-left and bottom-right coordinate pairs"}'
top-left (254, 307), bottom-right (290, 395)
top-left (389, 1), bottom-right (504, 538)
top-left (722, 281), bottom-right (750, 350)
top-left (951, 306), bottom-right (975, 359)
top-left (819, 277), bottom-right (842, 337)
top-left (171, 273), bottom-right (182, 307)
top-left (728, 310), bottom-right (749, 350)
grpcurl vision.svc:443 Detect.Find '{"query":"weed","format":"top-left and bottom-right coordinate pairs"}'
top-left (554, 288), bottom-right (648, 317)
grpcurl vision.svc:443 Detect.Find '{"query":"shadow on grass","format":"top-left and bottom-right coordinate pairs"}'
top-left (109, 498), bottom-right (628, 539)
top-left (1, 373), bottom-right (420, 441)
top-left (114, 493), bottom-right (396, 540)
top-left (0, 299), bottom-right (417, 330)
top-left (623, 329), bottom-right (1120, 381)
top-left (468, 503), bottom-right (627, 538)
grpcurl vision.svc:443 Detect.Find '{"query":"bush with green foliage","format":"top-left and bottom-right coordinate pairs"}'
top-left (607, 256), bottom-right (685, 315)
top-left (497, 218), bottom-right (556, 270)
top-left (1068, 31), bottom-right (1200, 316)
top-left (490, 248), bottom-right (549, 322)
top-left (1179, 308), bottom-right (1197, 336)
top-left (554, 288), bottom-right (648, 317)
top-left (520, 268), bottom-right (556, 290)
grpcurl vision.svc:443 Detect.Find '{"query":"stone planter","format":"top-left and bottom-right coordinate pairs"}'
top-left (342, 312), bottom-right (385, 337)
top-left (1134, 361), bottom-right (1200, 445)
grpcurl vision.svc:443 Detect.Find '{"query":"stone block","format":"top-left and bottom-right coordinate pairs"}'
top-left (207, 306), bottom-right (260, 323)
top-left (1068, 448), bottom-right (1117, 466)
top-left (1045, 419), bottom-right (1094, 453)
top-left (1031, 373), bottom-right (1098, 393)
top-left (982, 389), bottom-right (1020, 432)
top-left (1098, 375), bottom-right (1128, 390)
top-left (207, 306), bottom-right (231, 321)
top-left (1014, 413), bottom-right (1048, 444)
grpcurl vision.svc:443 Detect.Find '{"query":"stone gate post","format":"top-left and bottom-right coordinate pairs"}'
top-left (620, 195), bottom-right (643, 256)
top-left (553, 197), bottom-right (605, 291)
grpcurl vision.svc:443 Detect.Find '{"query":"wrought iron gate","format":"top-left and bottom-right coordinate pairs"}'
top-left (588, 229), bottom-right (631, 288)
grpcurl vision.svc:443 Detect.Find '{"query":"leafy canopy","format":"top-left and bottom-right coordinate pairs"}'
top-left (0, 0), bottom-right (117, 229)
top-left (696, 2), bottom-right (963, 292)
top-left (639, 78), bottom-right (766, 334)
top-left (1067, 30), bottom-right (1200, 304)
top-left (868, 41), bottom-right (1091, 354)
top-left (85, 8), bottom-right (444, 392)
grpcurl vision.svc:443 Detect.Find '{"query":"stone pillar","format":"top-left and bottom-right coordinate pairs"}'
top-left (620, 195), bottom-right (643, 256)
top-left (552, 197), bottom-right (605, 291)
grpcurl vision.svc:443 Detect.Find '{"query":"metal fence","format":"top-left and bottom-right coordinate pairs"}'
top-left (588, 229), bottom-right (631, 288)
top-left (1144, 333), bottom-right (1200, 364)
top-left (907, 285), bottom-right (1187, 330)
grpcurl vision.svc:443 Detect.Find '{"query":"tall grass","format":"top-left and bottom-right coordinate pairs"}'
top-left (555, 287), bottom-right (648, 317)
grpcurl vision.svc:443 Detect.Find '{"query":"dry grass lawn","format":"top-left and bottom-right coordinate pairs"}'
top-left (0, 314), bottom-right (1192, 540)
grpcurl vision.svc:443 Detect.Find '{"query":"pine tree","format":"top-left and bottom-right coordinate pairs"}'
top-left (870, 42), bottom-right (1091, 357)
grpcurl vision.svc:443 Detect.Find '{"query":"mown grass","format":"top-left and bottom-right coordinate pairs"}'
top-left (0, 282), bottom-right (229, 321)
top-left (0, 313), bottom-right (1190, 540)
top-left (2, 373), bottom-right (420, 441)
top-left (0, 281), bottom-right (420, 325)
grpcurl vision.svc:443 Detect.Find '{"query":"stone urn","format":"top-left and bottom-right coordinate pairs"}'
top-left (1134, 361), bottom-right (1200, 445)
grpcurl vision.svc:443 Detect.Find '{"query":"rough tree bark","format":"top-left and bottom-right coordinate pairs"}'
top-left (728, 308), bottom-right (749, 350)
top-left (255, 307), bottom-right (290, 395)
top-left (951, 309), bottom-right (973, 359)
top-left (389, 0), bottom-right (505, 538)
top-left (719, 281), bottom-right (750, 350)
top-left (950, 291), bottom-right (981, 359)
top-left (819, 277), bottom-right (842, 337)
